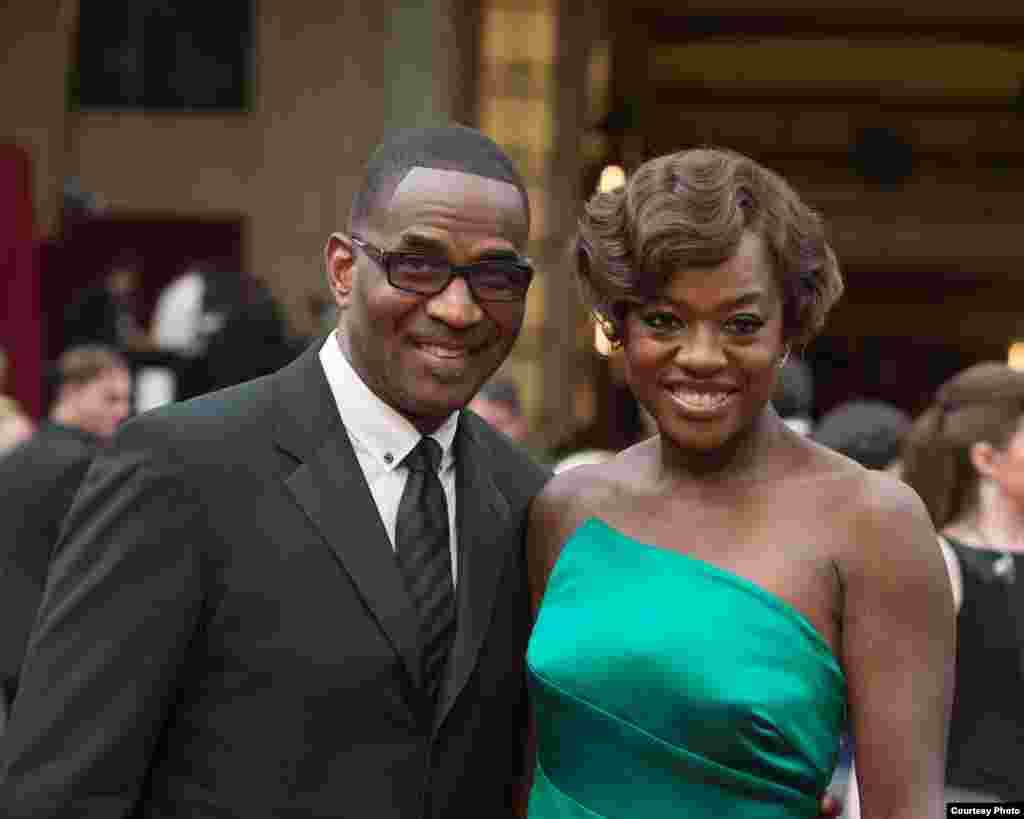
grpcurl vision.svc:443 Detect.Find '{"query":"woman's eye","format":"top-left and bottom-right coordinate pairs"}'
top-left (641, 313), bottom-right (681, 332)
top-left (726, 314), bottom-right (764, 335)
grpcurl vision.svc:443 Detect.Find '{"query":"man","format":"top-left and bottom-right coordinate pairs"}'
top-left (0, 346), bottom-right (131, 728)
top-left (0, 126), bottom-right (549, 818)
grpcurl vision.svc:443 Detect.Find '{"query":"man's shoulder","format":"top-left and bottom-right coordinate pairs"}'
top-left (118, 369), bottom-right (284, 462)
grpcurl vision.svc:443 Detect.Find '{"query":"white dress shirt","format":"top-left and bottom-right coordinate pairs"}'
top-left (319, 331), bottom-right (460, 585)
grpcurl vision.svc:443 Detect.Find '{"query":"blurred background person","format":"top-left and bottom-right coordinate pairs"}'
top-left (197, 273), bottom-right (297, 397)
top-left (0, 347), bottom-right (35, 458)
top-left (468, 377), bottom-right (530, 443)
top-left (812, 399), bottom-right (911, 471)
top-left (0, 345), bottom-right (131, 730)
top-left (773, 356), bottom-right (815, 436)
top-left (135, 263), bottom-right (297, 411)
top-left (900, 362), bottom-right (1024, 803)
top-left (61, 250), bottom-right (153, 355)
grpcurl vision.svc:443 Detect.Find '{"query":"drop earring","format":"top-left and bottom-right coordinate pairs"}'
top-left (778, 346), bottom-right (791, 369)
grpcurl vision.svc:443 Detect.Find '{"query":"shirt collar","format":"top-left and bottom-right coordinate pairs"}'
top-left (319, 330), bottom-right (458, 472)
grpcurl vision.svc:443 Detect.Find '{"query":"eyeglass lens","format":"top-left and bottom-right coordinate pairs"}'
top-left (389, 254), bottom-right (531, 301)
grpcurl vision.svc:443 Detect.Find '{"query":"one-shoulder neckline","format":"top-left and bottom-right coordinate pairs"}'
top-left (564, 516), bottom-right (844, 673)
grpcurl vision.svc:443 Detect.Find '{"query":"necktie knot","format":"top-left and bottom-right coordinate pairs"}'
top-left (404, 437), bottom-right (443, 474)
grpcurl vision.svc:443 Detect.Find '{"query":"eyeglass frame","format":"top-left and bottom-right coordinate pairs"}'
top-left (350, 235), bottom-right (534, 303)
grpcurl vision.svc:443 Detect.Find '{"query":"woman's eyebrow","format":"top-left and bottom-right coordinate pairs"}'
top-left (719, 291), bottom-right (765, 310)
top-left (650, 291), bottom-right (766, 311)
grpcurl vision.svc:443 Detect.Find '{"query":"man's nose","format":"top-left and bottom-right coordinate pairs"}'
top-left (425, 276), bottom-right (485, 328)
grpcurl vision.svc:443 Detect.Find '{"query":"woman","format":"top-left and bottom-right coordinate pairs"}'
top-left (525, 148), bottom-right (954, 818)
top-left (900, 363), bottom-right (1024, 802)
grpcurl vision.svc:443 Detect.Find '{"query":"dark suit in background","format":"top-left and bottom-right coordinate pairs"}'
top-left (0, 343), bottom-right (548, 817)
top-left (0, 422), bottom-right (100, 723)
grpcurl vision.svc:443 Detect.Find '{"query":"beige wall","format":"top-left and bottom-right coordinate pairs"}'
top-left (3, 0), bottom-right (473, 335)
top-left (0, 1), bottom-right (78, 237)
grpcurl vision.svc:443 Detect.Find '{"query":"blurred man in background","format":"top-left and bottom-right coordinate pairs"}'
top-left (0, 346), bottom-right (131, 729)
top-left (468, 376), bottom-right (529, 443)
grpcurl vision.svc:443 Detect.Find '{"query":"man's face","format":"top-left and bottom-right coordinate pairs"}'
top-left (66, 367), bottom-right (132, 439)
top-left (329, 167), bottom-right (529, 433)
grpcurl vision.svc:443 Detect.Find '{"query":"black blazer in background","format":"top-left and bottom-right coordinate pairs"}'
top-left (0, 341), bottom-right (550, 818)
top-left (0, 422), bottom-right (100, 712)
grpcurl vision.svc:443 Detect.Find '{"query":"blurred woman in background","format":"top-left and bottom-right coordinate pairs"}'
top-left (901, 362), bottom-right (1024, 802)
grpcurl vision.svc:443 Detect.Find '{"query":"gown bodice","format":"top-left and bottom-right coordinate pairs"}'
top-left (527, 517), bottom-right (846, 818)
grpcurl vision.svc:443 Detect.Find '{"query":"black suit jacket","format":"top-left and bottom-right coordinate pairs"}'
top-left (0, 342), bottom-right (550, 818)
top-left (0, 422), bottom-right (100, 714)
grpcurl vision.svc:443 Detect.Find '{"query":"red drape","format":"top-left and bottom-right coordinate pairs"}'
top-left (0, 144), bottom-right (42, 419)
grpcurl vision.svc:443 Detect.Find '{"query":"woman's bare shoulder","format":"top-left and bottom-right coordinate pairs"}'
top-left (826, 465), bottom-right (944, 583)
top-left (529, 442), bottom-right (655, 567)
top-left (536, 444), bottom-right (648, 519)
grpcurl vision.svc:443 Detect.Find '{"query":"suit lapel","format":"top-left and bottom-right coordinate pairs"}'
top-left (435, 415), bottom-right (513, 729)
top-left (273, 343), bottom-right (423, 690)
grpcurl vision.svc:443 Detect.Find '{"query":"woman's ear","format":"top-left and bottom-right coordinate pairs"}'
top-left (969, 440), bottom-right (998, 479)
top-left (325, 233), bottom-right (355, 306)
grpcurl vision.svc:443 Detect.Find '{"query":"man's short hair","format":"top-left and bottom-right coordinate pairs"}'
top-left (349, 125), bottom-right (529, 232)
top-left (56, 345), bottom-right (129, 388)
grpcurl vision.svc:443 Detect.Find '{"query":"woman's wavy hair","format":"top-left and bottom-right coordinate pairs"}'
top-left (901, 363), bottom-right (1024, 529)
top-left (575, 148), bottom-right (843, 347)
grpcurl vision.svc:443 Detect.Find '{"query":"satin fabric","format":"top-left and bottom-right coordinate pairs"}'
top-left (527, 517), bottom-right (846, 818)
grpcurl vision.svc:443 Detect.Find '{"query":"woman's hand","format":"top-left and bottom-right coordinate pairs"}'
top-left (817, 791), bottom-right (842, 818)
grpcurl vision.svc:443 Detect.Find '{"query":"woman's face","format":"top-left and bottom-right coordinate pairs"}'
top-left (988, 415), bottom-right (1024, 507)
top-left (622, 232), bottom-right (787, 454)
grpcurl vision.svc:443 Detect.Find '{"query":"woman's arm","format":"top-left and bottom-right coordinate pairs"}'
top-left (841, 471), bottom-right (956, 818)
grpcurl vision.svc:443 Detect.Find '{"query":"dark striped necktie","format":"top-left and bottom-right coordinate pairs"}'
top-left (395, 436), bottom-right (456, 703)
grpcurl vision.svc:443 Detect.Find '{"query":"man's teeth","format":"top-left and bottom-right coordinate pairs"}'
top-left (422, 344), bottom-right (466, 359)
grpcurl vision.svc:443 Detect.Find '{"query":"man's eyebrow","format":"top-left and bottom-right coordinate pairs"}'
top-left (474, 248), bottom-right (522, 261)
top-left (395, 233), bottom-right (523, 261)
top-left (394, 233), bottom-right (449, 253)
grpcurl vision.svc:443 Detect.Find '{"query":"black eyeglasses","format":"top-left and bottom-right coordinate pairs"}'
top-left (351, 236), bottom-right (534, 303)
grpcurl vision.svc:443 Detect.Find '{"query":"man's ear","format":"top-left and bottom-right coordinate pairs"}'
top-left (325, 233), bottom-right (356, 307)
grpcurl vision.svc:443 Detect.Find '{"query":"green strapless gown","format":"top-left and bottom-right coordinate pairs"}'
top-left (527, 517), bottom-right (846, 818)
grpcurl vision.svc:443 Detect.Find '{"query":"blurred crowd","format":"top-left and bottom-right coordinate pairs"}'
top-left (1, 254), bottom-right (1022, 804)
